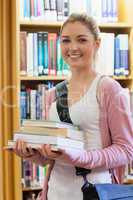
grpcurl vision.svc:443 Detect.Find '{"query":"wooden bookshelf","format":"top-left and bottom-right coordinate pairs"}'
top-left (6, 0), bottom-right (133, 200)
top-left (22, 187), bottom-right (42, 192)
top-left (20, 75), bottom-right (68, 81)
top-left (20, 20), bottom-right (132, 29)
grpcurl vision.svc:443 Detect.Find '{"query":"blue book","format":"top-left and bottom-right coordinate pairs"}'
top-left (56, 37), bottom-right (63, 75)
top-left (112, 0), bottom-right (118, 22)
top-left (43, 32), bottom-right (48, 75)
top-left (24, 0), bottom-right (30, 18)
top-left (114, 36), bottom-right (121, 76)
top-left (36, 91), bottom-right (41, 120)
top-left (20, 91), bottom-right (27, 119)
top-left (118, 34), bottom-right (129, 76)
top-left (101, 0), bottom-right (108, 22)
top-left (37, 32), bottom-right (44, 75)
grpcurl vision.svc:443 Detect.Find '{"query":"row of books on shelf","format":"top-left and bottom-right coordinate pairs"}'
top-left (20, 31), bottom-right (70, 77)
top-left (20, 82), bottom-right (53, 120)
top-left (22, 159), bottom-right (133, 189)
top-left (20, 31), bottom-right (129, 77)
top-left (22, 160), bottom-right (46, 188)
top-left (20, 85), bottom-right (133, 124)
top-left (20, 0), bottom-right (118, 23)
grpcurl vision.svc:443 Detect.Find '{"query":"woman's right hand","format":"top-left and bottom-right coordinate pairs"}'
top-left (14, 139), bottom-right (36, 158)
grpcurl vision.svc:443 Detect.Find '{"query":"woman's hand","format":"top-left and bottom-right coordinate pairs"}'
top-left (14, 139), bottom-right (36, 158)
top-left (40, 144), bottom-right (62, 160)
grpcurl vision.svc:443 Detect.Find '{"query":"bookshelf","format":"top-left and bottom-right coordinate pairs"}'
top-left (9, 0), bottom-right (133, 200)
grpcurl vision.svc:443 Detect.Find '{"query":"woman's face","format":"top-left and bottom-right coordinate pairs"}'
top-left (60, 21), bottom-right (100, 70)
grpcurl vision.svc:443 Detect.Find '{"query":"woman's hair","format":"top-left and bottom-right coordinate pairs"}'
top-left (60, 13), bottom-right (100, 40)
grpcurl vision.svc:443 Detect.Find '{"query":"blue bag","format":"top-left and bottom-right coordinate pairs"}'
top-left (95, 183), bottom-right (133, 200)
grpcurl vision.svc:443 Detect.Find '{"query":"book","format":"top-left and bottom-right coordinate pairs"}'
top-left (4, 140), bottom-right (42, 150)
top-left (20, 31), bottom-right (27, 75)
top-left (19, 126), bottom-right (84, 141)
top-left (22, 119), bottom-right (79, 130)
top-left (6, 137), bottom-right (84, 151)
top-left (13, 133), bottom-right (84, 150)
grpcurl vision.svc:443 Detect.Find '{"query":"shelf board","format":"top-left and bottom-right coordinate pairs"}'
top-left (112, 75), bottom-right (132, 80)
top-left (20, 20), bottom-right (63, 27)
top-left (99, 22), bottom-right (132, 28)
top-left (124, 179), bottom-right (133, 184)
top-left (20, 75), bottom-right (132, 81)
top-left (22, 187), bottom-right (42, 192)
top-left (20, 20), bottom-right (132, 29)
top-left (20, 75), bottom-right (68, 81)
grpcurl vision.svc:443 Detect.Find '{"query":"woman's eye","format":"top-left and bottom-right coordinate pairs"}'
top-left (61, 39), bottom-right (70, 43)
top-left (78, 38), bottom-right (87, 42)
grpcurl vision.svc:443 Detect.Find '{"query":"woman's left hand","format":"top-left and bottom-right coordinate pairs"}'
top-left (40, 144), bottom-right (62, 160)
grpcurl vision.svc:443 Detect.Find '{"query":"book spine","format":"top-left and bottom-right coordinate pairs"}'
top-left (30, 0), bottom-right (34, 19)
top-left (34, 0), bottom-right (38, 18)
top-left (119, 34), bottom-right (129, 76)
top-left (43, 32), bottom-right (49, 75)
top-left (26, 88), bottom-right (31, 119)
top-left (56, 0), bottom-right (64, 21)
top-left (33, 33), bottom-right (38, 76)
top-left (20, 91), bottom-right (27, 119)
top-left (27, 33), bottom-right (34, 76)
top-left (56, 37), bottom-right (63, 75)
top-left (48, 33), bottom-right (57, 75)
top-left (101, 0), bottom-right (108, 22)
top-left (37, 32), bottom-right (44, 75)
top-left (114, 36), bottom-right (121, 76)
top-left (20, 32), bottom-right (27, 75)
top-left (30, 90), bottom-right (37, 120)
top-left (112, 0), bottom-right (118, 22)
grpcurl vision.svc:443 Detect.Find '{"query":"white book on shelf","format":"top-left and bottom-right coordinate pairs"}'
top-left (30, 90), bottom-right (37, 120)
top-left (96, 32), bottom-right (114, 76)
top-left (90, 0), bottom-right (102, 23)
top-left (27, 33), bottom-right (34, 76)
top-left (69, 0), bottom-right (87, 14)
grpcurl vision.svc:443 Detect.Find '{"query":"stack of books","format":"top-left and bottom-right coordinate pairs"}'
top-left (6, 120), bottom-right (85, 151)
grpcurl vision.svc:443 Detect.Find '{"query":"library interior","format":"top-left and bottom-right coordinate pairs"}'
top-left (0, 0), bottom-right (133, 200)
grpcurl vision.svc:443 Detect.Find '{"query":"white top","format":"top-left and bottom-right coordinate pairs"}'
top-left (48, 75), bottom-right (111, 200)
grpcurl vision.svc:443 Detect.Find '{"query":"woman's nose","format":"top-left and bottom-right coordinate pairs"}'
top-left (69, 42), bottom-right (79, 51)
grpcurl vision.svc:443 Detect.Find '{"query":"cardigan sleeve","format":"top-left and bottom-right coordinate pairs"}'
top-left (57, 79), bottom-right (133, 170)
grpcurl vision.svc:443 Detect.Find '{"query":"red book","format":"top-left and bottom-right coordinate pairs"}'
top-left (20, 31), bottom-right (27, 75)
top-left (48, 33), bottom-right (57, 75)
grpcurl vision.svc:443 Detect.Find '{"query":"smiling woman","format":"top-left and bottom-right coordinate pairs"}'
top-left (14, 13), bottom-right (133, 200)
top-left (60, 14), bottom-right (100, 72)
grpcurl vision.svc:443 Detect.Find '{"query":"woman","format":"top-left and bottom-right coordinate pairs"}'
top-left (14, 13), bottom-right (133, 200)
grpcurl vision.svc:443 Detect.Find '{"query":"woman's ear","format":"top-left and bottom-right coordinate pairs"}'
top-left (95, 38), bottom-right (101, 50)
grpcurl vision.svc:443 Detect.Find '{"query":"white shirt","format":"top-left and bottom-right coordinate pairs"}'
top-left (48, 75), bottom-right (111, 200)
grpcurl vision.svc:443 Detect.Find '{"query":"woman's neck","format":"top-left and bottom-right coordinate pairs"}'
top-left (69, 68), bottom-right (97, 85)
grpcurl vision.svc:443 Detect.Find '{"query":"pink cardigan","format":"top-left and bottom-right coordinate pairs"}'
top-left (27, 77), bottom-right (133, 200)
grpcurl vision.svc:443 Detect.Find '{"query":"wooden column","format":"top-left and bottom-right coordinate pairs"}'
top-left (0, 1), bottom-right (15, 200)
top-left (0, 1), bottom-right (4, 199)
top-left (11, 0), bottom-right (22, 199)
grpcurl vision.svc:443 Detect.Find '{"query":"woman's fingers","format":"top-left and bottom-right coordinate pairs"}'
top-left (41, 144), bottom-right (62, 159)
top-left (14, 139), bottom-right (34, 158)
